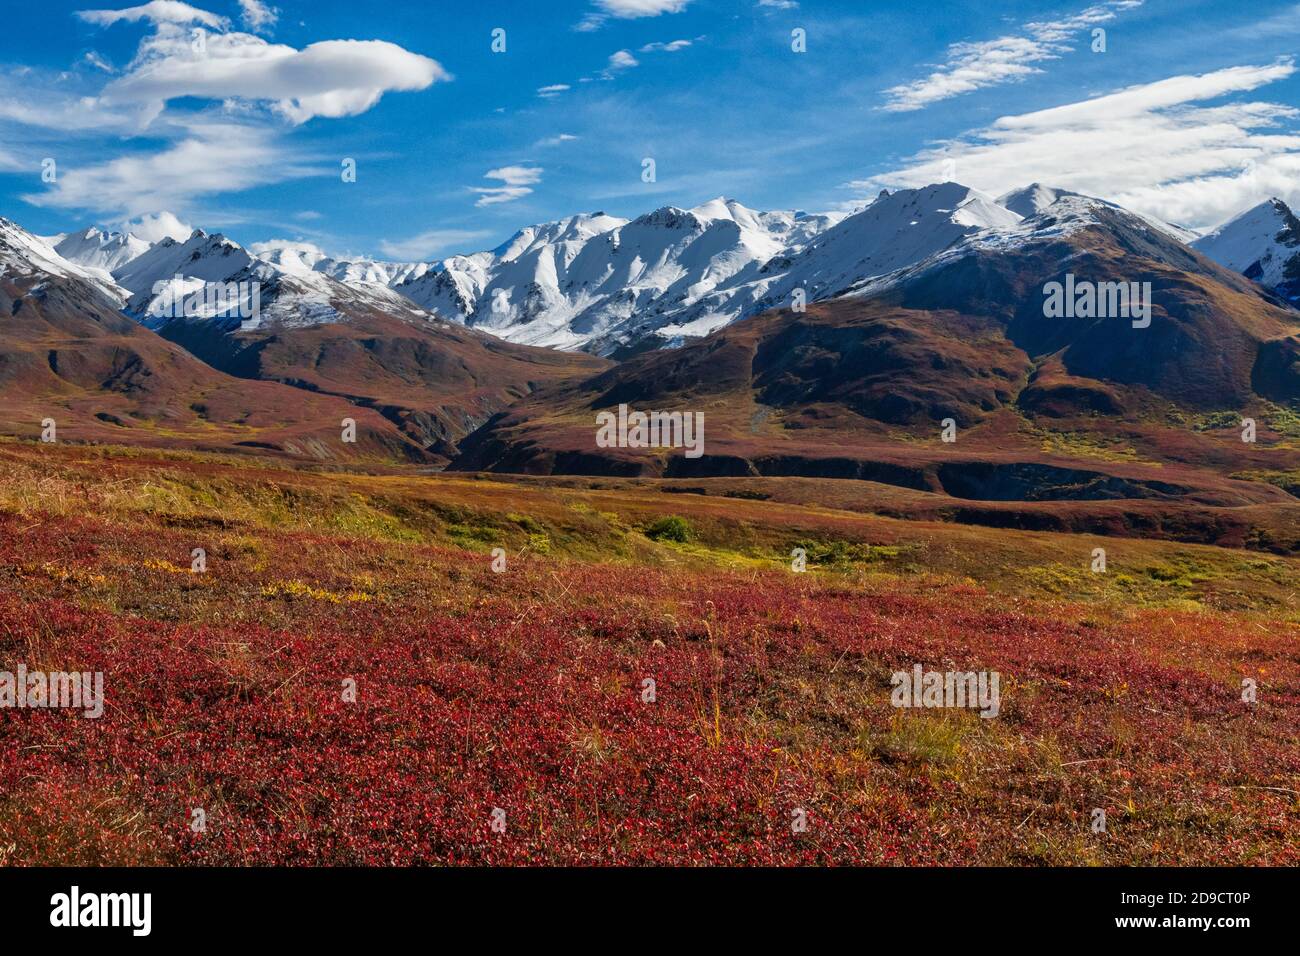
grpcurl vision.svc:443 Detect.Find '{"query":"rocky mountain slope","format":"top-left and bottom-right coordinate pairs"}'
top-left (1193, 197), bottom-right (1300, 305)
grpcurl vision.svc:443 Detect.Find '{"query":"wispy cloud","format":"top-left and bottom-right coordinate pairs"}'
top-left (1230, 2), bottom-right (1300, 38)
top-left (0, 146), bottom-right (26, 173)
top-left (378, 228), bottom-right (493, 260)
top-left (535, 133), bottom-right (578, 147)
top-left (0, 70), bottom-right (144, 131)
top-left (882, 1), bottom-right (1143, 112)
top-left (76, 1), bottom-right (227, 29)
top-left (81, 51), bottom-right (116, 73)
top-left (472, 165), bottom-right (543, 207)
top-left (576, 0), bottom-right (691, 32)
top-left (856, 60), bottom-right (1300, 230)
top-left (597, 0), bottom-right (690, 14)
top-left (640, 39), bottom-right (691, 53)
top-left (237, 0), bottom-right (277, 33)
top-left (537, 84), bottom-right (571, 99)
top-left (22, 120), bottom-right (313, 217)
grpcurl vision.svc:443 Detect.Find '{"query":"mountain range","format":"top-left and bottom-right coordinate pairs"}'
top-left (33, 184), bottom-right (1293, 356)
top-left (4, 183), bottom-right (1300, 549)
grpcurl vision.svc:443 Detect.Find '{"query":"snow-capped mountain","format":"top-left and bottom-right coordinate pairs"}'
top-left (249, 240), bottom-right (432, 289)
top-left (0, 217), bottom-right (129, 303)
top-left (837, 190), bottom-right (1222, 308)
top-left (1193, 198), bottom-right (1300, 304)
top-left (995, 183), bottom-right (1075, 218)
top-left (113, 229), bottom-right (433, 329)
top-left (748, 183), bottom-right (1020, 305)
top-left (997, 183), bottom-right (1199, 244)
top-left (597, 184), bottom-right (1021, 352)
top-left (53, 227), bottom-right (152, 276)
top-left (394, 200), bottom-right (845, 354)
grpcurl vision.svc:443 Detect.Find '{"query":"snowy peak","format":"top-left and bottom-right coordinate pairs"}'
top-left (248, 239), bottom-right (431, 288)
top-left (626, 204), bottom-right (708, 234)
top-left (113, 229), bottom-right (255, 305)
top-left (996, 183), bottom-right (1199, 243)
top-left (54, 227), bottom-right (151, 274)
top-left (1, 217), bottom-right (88, 279)
top-left (996, 183), bottom-right (1082, 218)
top-left (1193, 197), bottom-right (1300, 295)
top-left (0, 217), bottom-right (129, 302)
top-left (762, 183), bottom-right (1021, 302)
top-left (832, 182), bottom-right (1022, 238)
top-left (492, 212), bottom-right (627, 262)
top-left (249, 239), bottom-right (331, 276)
top-left (684, 197), bottom-right (789, 234)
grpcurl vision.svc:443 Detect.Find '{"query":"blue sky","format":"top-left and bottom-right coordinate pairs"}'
top-left (1, 0), bottom-right (1298, 259)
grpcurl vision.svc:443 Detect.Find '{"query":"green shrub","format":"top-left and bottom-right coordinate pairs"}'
top-left (645, 515), bottom-right (692, 543)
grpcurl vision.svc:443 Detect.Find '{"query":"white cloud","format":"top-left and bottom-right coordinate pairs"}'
top-left (98, 27), bottom-right (449, 125)
top-left (472, 165), bottom-right (543, 207)
top-left (537, 83), bottom-right (570, 98)
top-left (535, 133), bottom-right (578, 147)
top-left (577, 0), bottom-right (690, 31)
top-left (607, 49), bottom-right (639, 71)
top-left (0, 77), bottom-right (141, 131)
top-left (125, 209), bottom-right (192, 241)
top-left (1231, 2), bottom-right (1300, 38)
top-left (757, 0), bottom-right (799, 9)
top-left (238, 0), bottom-right (277, 33)
top-left (855, 60), bottom-right (1300, 231)
top-left (248, 237), bottom-right (323, 256)
top-left (595, 0), bottom-right (690, 17)
top-left (76, 1), bottom-right (227, 28)
top-left (81, 51), bottom-right (116, 73)
top-left (75, 6), bottom-right (449, 125)
top-left (378, 228), bottom-right (493, 260)
top-left (23, 121), bottom-right (311, 217)
top-left (640, 39), bottom-right (691, 52)
top-left (882, 1), bottom-right (1142, 112)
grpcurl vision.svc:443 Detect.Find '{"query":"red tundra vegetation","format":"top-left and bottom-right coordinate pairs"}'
top-left (0, 441), bottom-right (1296, 865)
